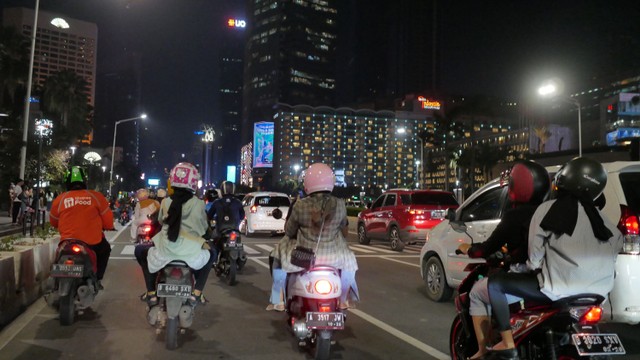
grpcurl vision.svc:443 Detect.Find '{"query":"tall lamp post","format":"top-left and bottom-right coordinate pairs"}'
top-left (101, 166), bottom-right (106, 193)
top-left (34, 119), bottom-right (52, 226)
top-left (108, 114), bottom-right (147, 196)
top-left (538, 81), bottom-right (582, 157)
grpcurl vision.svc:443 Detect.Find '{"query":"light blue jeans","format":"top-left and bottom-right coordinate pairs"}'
top-left (270, 268), bottom-right (358, 305)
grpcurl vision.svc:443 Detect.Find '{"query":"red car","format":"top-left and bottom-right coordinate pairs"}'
top-left (357, 189), bottom-right (459, 251)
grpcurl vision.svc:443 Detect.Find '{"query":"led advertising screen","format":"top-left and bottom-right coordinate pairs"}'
top-left (226, 166), bottom-right (237, 182)
top-left (147, 178), bottom-right (160, 186)
top-left (253, 122), bottom-right (274, 168)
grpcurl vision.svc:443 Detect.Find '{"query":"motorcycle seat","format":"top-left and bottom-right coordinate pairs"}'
top-left (167, 260), bottom-right (189, 267)
top-left (551, 294), bottom-right (604, 308)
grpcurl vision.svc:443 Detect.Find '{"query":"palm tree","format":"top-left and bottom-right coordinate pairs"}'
top-left (41, 70), bottom-right (92, 142)
top-left (533, 126), bottom-right (552, 153)
top-left (475, 143), bottom-right (509, 184)
top-left (0, 26), bottom-right (29, 111)
top-left (431, 111), bottom-right (465, 191)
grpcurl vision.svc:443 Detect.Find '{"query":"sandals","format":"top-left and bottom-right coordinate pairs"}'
top-left (141, 291), bottom-right (158, 307)
top-left (266, 303), bottom-right (285, 312)
top-left (339, 301), bottom-right (356, 310)
top-left (189, 292), bottom-right (208, 306)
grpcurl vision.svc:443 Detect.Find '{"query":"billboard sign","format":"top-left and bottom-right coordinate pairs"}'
top-left (226, 166), bottom-right (237, 182)
top-left (253, 122), bottom-right (274, 168)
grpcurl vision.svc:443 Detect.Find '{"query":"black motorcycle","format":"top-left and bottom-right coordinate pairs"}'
top-left (214, 228), bottom-right (247, 286)
top-left (449, 251), bottom-right (626, 359)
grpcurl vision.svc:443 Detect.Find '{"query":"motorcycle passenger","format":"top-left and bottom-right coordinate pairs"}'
top-left (49, 166), bottom-right (115, 289)
top-left (130, 188), bottom-right (161, 242)
top-left (487, 157), bottom-right (623, 359)
top-left (207, 181), bottom-right (245, 262)
top-left (156, 188), bottom-right (167, 204)
top-left (267, 163), bottom-right (360, 311)
top-left (456, 161), bottom-right (550, 360)
top-left (136, 162), bottom-right (215, 306)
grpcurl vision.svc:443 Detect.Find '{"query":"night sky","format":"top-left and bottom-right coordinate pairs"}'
top-left (2, 0), bottom-right (639, 170)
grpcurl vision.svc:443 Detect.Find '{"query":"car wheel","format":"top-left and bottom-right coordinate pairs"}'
top-left (389, 226), bottom-right (404, 251)
top-left (357, 224), bottom-right (370, 245)
top-left (423, 256), bottom-right (453, 302)
top-left (242, 220), bottom-right (252, 238)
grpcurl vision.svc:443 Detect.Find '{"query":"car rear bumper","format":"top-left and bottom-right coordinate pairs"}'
top-left (609, 254), bottom-right (640, 325)
top-left (247, 219), bottom-right (285, 233)
top-left (400, 221), bottom-right (443, 242)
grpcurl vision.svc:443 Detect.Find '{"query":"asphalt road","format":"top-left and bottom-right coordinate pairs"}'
top-left (0, 224), bottom-right (638, 359)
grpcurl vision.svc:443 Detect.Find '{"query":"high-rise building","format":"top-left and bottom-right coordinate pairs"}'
top-left (2, 7), bottom-right (97, 142)
top-left (242, 0), bottom-right (339, 147)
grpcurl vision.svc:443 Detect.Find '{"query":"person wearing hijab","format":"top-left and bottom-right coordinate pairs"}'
top-left (485, 157), bottom-right (623, 360)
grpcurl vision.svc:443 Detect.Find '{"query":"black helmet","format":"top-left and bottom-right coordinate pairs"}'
top-left (65, 166), bottom-right (88, 190)
top-left (220, 181), bottom-right (235, 196)
top-left (554, 157), bottom-right (607, 200)
top-left (502, 161), bottom-right (550, 205)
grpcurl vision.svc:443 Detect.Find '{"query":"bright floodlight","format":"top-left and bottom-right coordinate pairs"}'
top-left (141, 114), bottom-right (148, 119)
top-left (396, 127), bottom-right (406, 134)
top-left (538, 83), bottom-right (557, 97)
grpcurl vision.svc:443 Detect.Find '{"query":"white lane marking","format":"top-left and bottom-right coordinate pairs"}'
top-left (121, 245), bottom-right (135, 255)
top-left (369, 245), bottom-right (397, 254)
top-left (0, 298), bottom-right (46, 351)
top-left (348, 308), bottom-right (449, 360)
top-left (110, 256), bottom-right (135, 260)
top-left (255, 244), bottom-right (274, 253)
top-left (349, 245), bottom-right (376, 253)
top-left (251, 257), bottom-right (447, 358)
top-left (107, 223), bottom-right (130, 244)
top-left (348, 231), bottom-right (357, 235)
top-left (242, 245), bottom-right (260, 255)
top-left (380, 256), bottom-right (420, 268)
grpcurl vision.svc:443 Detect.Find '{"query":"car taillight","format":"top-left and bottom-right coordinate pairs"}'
top-left (618, 205), bottom-right (640, 255)
top-left (314, 280), bottom-right (332, 295)
top-left (250, 205), bottom-right (258, 213)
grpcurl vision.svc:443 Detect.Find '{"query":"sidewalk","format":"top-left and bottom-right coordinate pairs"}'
top-left (0, 211), bottom-right (48, 238)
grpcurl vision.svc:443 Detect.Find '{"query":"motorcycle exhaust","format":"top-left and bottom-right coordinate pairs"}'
top-left (292, 318), bottom-right (310, 339)
top-left (178, 305), bottom-right (194, 328)
top-left (76, 285), bottom-right (95, 309)
top-left (148, 306), bottom-right (162, 326)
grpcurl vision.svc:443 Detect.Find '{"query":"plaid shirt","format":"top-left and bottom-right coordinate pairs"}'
top-left (275, 193), bottom-right (358, 272)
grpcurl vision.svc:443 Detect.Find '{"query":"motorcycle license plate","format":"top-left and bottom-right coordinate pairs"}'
top-left (572, 333), bottom-right (626, 356)
top-left (51, 264), bottom-right (84, 278)
top-left (306, 312), bottom-right (344, 330)
top-left (157, 283), bottom-right (192, 298)
top-left (224, 242), bottom-right (243, 249)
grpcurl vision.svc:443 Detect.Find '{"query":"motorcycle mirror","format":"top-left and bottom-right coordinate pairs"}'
top-left (272, 208), bottom-right (283, 219)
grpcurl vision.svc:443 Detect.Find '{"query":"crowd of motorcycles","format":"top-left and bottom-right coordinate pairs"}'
top-left (41, 206), bottom-right (626, 359)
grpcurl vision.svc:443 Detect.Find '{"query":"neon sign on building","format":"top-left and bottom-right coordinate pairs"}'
top-left (418, 96), bottom-right (441, 110)
top-left (227, 18), bottom-right (246, 28)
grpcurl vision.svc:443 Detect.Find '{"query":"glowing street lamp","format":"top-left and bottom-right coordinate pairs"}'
top-left (538, 80), bottom-right (582, 157)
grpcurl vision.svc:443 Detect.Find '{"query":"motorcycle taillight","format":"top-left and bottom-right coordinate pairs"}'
top-left (169, 267), bottom-right (184, 279)
top-left (143, 225), bottom-right (152, 233)
top-left (314, 279), bottom-right (332, 295)
top-left (571, 306), bottom-right (603, 325)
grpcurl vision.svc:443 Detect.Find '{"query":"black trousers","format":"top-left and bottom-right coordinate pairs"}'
top-left (88, 236), bottom-right (112, 280)
top-left (11, 202), bottom-right (21, 223)
top-left (135, 245), bottom-right (215, 293)
top-left (487, 272), bottom-right (551, 331)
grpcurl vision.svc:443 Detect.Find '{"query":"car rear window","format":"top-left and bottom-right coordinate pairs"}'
top-left (410, 192), bottom-right (458, 206)
top-left (619, 173), bottom-right (640, 211)
top-left (255, 196), bottom-right (290, 207)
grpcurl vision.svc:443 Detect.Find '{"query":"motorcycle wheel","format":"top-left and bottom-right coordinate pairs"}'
top-left (314, 330), bottom-right (332, 360)
top-left (165, 317), bottom-right (179, 350)
top-left (226, 256), bottom-right (237, 286)
top-left (59, 282), bottom-right (77, 326)
top-left (449, 314), bottom-right (476, 360)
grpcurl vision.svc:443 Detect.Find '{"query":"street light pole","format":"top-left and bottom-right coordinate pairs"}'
top-left (108, 114), bottom-right (147, 197)
top-left (417, 137), bottom-right (424, 188)
top-left (19, 0), bottom-right (41, 179)
top-left (538, 81), bottom-right (582, 157)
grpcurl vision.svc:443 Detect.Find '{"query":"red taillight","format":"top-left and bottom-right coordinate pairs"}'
top-left (319, 305), bottom-right (332, 312)
top-left (250, 205), bottom-right (258, 213)
top-left (618, 205), bottom-right (639, 235)
top-left (72, 245), bottom-right (82, 253)
top-left (64, 259), bottom-right (74, 265)
top-left (581, 306), bottom-right (603, 324)
top-left (169, 267), bottom-right (183, 279)
top-left (143, 225), bottom-right (152, 233)
top-left (229, 232), bottom-right (238, 241)
top-left (314, 280), bottom-right (332, 295)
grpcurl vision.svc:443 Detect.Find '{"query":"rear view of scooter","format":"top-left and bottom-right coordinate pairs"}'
top-left (146, 261), bottom-right (195, 350)
top-left (215, 228), bottom-right (247, 285)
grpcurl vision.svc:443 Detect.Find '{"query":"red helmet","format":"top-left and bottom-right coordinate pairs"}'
top-left (169, 162), bottom-right (200, 193)
top-left (503, 161), bottom-right (550, 205)
top-left (303, 163), bottom-right (335, 194)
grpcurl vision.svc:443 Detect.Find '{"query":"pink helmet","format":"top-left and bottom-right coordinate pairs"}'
top-left (169, 162), bottom-right (200, 193)
top-left (304, 163), bottom-right (335, 194)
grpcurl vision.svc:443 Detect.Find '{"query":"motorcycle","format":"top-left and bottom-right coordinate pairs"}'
top-left (146, 261), bottom-right (195, 350)
top-left (214, 228), bottom-right (247, 286)
top-left (449, 250), bottom-right (626, 359)
top-left (46, 239), bottom-right (100, 326)
top-left (136, 218), bottom-right (161, 244)
top-left (119, 206), bottom-right (131, 226)
top-left (285, 266), bottom-right (345, 360)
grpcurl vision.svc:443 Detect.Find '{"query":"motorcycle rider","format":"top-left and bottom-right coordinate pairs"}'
top-left (49, 166), bottom-right (115, 289)
top-left (130, 188), bottom-right (161, 242)
top-left (136, 162), bottom-right (215, 306)
top-left (487, 157), bottom-right (623, 360)
top-left (456, 160), bottom-right (550, 360)
top-left (156, 188), bottom-right (167, 203)
top-left (267, 163), bottom-right (359, 311)
top-left (206, 181), bottom-right (245, 263)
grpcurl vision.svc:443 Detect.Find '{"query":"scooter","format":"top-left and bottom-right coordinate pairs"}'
top-left (214, 228), bottom-right (247, 286)
top-left (449, 250), bottom-right (626, 359)
top-left (136, 219), bottom-right (161, 244)
top-left (146, 261), bottom-right (195, 350)
top-left (46, 239), bottom-right (100, 325)
top-left (285, 266), bottom-right (345, 360)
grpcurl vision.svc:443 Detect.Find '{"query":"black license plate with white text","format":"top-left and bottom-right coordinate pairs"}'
top-left (51, 264), bottom-right (84, 278)
top-left (157, 283), bottom-right (192, 298)
top-left (306, 312), bottom-right (344, 330)
top-left (572, 333), bottom-right (626, 356)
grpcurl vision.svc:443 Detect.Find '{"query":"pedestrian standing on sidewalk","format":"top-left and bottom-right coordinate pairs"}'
top-left (11, 179), bottom-right (25, 225)
top-left (8, 182), bottom-right (15, 217)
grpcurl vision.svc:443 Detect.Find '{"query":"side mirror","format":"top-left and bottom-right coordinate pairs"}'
top-left (272, 208), bottom-right (283, 219)
top-left (446, 208), bottom-right (456, 221)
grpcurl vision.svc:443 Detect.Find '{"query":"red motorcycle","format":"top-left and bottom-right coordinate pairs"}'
top-left (449, 251), bottom-right (626, 359)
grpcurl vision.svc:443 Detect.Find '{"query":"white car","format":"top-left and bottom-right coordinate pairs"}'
top-left (240, 192), bottom-right (291, 236)
top-left (420, 161), bottom-right (640, 325)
